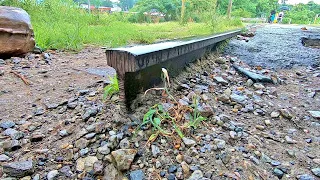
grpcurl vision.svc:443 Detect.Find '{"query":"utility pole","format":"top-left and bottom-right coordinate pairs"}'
top-left (227, 0), bottom-right (232, 18)
top-left (88, 0), bottom-right (91, 14)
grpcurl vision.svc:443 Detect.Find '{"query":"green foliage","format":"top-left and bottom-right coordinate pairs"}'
top-left (1, 0), bottom-right (242, 50)
top-left (282, 3), bottom-right (319, 24)
top-left (103, 75), bottom-right (119, 100)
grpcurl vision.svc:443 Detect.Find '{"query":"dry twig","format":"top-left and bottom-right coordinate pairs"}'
top-left (10, 71), bottom-right (30, 85)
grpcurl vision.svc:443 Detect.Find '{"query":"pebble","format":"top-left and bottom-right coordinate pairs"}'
top-left (285, 136), bottom-right (297, 144)
top-left (271, 160), bottom-right (281, 166)
top-left (214, 138), bottom-right (226, 149)
top-left (297, 174), bottom-right (315, 180)
top-left (129, 170), bottom-right (145, 180)
top-left (265, 120), bottom-right (271, 126)
top-left (168, 174), bottom-right (176, 180)
top-left (311, 168), bottom-right (320, 177)
top-left (111, 149), bottom-right (137, 171)
top-left (59, 166), bottom-right (73, 177)
top-left (273, 168), bottom-right (284, 179)
top-left (229, 131), bottom-right (237, 139)
top-left (168, 165), bottom-right (177, 173)
top-left (309, 111), bottom-right (320, 119)
top-left (93, 161), bottom-right (104, 175)
top-left (0, 154), bottom-right (10, 162)
top-left (271, 111), bottom-right (280, 118)
top-left (256, 125), bottom-right (265, 130)
top-left (0, 121), bottom-right (15, 129)
top-left (155, 161), bottom-right (162, 169)
top-left (214, 76), bottom-right (228, 85)
top-left (98, 145), bottom-right (110, 155)
top-left (182, 137), bottom-right (196, 147)
top-left (253, 83), bottom-right (265, 90)
top-left (280, 109), bottom-right (293, 119)
top-left (59, 130), bottom-right (69, 137)
top-left (119, 138), bottom-right (130, 149)
top-left (82, 107), bottom-right (99, 121)
top-left (176, 154), bottom-right (184, 163)
top-left (188, 170), bottom-right (203, 180)
top-left (47, 170), bottom-right (59, 180)
top-left (151, 145), bottom-right (160, 157)
top-left (2, 160), bottom-right (34, 178)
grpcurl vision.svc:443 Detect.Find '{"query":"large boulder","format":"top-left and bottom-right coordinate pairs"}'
top-left (0, 6), bottom-right (35, 58)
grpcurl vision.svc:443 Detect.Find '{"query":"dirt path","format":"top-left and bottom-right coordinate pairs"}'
top-left (225, 24), bottom-right (320, 69)
top-left (0, 26), bottom-right (320, 180)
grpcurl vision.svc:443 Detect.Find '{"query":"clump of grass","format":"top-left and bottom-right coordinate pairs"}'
top-left (137, 68), bottom-right (207, 144)
top-left (103, 75), bottom-right (119, 100)
top-left (1, 0), bottom-right (243, 50)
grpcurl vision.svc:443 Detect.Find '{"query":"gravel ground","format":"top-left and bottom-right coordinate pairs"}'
top-left (225, 24), bottom-right (320, 69)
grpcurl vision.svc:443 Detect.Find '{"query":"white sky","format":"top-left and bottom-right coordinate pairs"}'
top-left (282, 0), bottom-right (320, 4)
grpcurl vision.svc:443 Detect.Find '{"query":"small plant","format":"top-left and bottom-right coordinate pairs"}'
top-left (138, 68), bottom-right (207, 143)
top-left (103, 75), bottom-right (119, 100)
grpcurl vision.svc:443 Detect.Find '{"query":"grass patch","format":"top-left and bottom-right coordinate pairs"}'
top-left (3, 0), bottom-right (243, 50)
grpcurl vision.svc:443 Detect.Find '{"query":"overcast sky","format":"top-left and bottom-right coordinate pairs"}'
top-left (283, 0), bottom-right (320, 4)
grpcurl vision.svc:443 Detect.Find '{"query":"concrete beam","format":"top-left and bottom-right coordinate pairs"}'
top-left (106, 30), bottom-right (241, 108)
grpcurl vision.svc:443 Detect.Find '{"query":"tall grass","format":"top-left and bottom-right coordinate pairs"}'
top-left (2, 0), bottom-right (243, 50)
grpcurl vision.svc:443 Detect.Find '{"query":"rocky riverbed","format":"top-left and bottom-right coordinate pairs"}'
top-left (0, 25), bottom-right (320, 180)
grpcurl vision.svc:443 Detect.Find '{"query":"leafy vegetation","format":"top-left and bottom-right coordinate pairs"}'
top-left (137, 68), bottom-right (207, 143)
top-left (1, 0), bottom-right (242, 50)
top-left (103, 75), bottom-right (120, 100)
top-left (283, 2), bottom-right (320, 24)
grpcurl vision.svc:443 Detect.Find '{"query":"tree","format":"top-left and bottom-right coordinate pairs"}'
top-left (227, 0), bottom-right (232, 18)
top-left (119, 0), bottom-right (135, 11)
top-left (181, 0), bottom-right (186, 23)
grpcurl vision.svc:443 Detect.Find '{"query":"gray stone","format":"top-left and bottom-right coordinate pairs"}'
top-left (198, 104), bottom-right (214, 117)
top-left (273, 168), bottom-right (284, 179)
top-left (309, 111), bottom-right (320, 119)
top-left (45, 103), bottom-right (59, 109)
top-left (151, 145), bottom-right (160, 157)
top-left (0, 121), bottom-right (15, 129)
top-left (93, 161), bottom-right (104, 175)
top-left (253, 83), bottom-right (265, 90)
top-left (230, 94), bottom-right (247, 104)
top-left (111, 149), bottom-right (137, 171)
top-left (34, 108), bottom-right (45, 116)
top-left (75, 138), bottom-right (89, 149)
top-left (214, 76), bottom-right (228, 85)
top-left (59, 130), bottom-right (69, 137)
top-left (98, 145), bottom-right (110, 155)
top-left (4, 128), bottom-right (18, 136)
top-left (297, 174), bottom-right (315, 180)
top-left (280, 109), bottom-right (293, 119)
top-left (188, 170), bottom-right (203, 180)
top-left (103, 164), bottom-right (122, 180)
top-left (85, 133), bottom-right (96, 139)
top-left (311, 168), bottom-right (320, 177)
top-left (3, 160), bottom-right (34, 178)
top-left (182, 137), bottom-right (196, 147)
top-left (82, 107), bottom-right (99, 121)
top-left (119, 138), bottom-right (130, 149)
top-left (0, 154), bottom-right (10, 161)
top-left (47, 170), bottom-right (59, 180)
top-left (214, 138), bottom-right (226, 149)
top-left (129, 170), bottom-right (145, 180)
top-left (59, 166), bottom-right (73, 177)
top-left (271, 160), bottom-right (281, 166)
top-left (285, 136), bottom-right (297, 144)
top-left (79, 148), bottom-right (89, 157)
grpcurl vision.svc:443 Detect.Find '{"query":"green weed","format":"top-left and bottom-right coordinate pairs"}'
top-left (137, 68), bottom-right (206, 143)
top-left (103, 75), bottom-right (119, 100)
